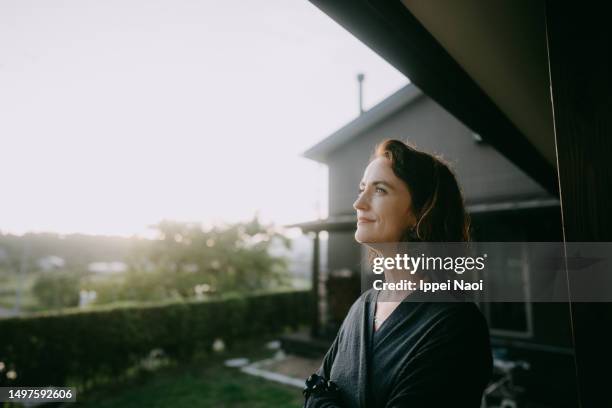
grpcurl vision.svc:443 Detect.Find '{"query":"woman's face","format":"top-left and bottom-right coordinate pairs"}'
top-left (353, 157), bottom-right (416, 243)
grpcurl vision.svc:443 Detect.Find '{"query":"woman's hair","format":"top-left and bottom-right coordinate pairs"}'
top-left (372, 139), bottom-right (470, 242)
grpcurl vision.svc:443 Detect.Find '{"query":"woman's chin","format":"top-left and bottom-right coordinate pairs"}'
top-left (354, 231), bottom-right (378, 244)
top-left (355, 232), bottom-right (400, 245)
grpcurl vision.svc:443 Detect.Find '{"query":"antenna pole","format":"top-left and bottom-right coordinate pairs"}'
top-left (357, 73), bottom-right (365, 115)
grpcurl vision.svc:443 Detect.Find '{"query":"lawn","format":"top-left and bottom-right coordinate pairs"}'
top-left (74, 339), bottom-right (305, 408)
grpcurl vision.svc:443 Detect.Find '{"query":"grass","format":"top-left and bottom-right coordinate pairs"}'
top-left (74, 338), bottom-right (305, 408)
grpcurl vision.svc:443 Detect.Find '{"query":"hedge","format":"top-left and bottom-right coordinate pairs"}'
top-left (0, 290), bottom-right (312, 387)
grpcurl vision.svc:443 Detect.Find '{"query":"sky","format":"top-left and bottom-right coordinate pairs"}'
top-left (0, 0), bottom-right (408, 237)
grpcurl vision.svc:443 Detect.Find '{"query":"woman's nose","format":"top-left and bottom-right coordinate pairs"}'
top-left (353, 192), bottom-right (369, 211)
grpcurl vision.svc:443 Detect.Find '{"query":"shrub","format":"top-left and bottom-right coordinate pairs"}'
top-left (0, 290), bottom-right (311, 388)
top-left (31, 272), bottom-right (80, 309)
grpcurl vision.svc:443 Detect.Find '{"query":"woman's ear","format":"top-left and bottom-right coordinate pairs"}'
top-left (398, 209), bottom-right (418, 242)
top-left (405, 207), bottom-right (417, 230)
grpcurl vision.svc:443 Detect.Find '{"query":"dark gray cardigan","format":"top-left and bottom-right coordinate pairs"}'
top-left (305, 289), bottom-right (492, 407)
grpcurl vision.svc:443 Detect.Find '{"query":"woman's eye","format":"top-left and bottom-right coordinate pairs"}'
top-left (357, 187), bottom-right (385, 195)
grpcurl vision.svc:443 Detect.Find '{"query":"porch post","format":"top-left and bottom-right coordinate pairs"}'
top-left (311, 230), bottom-right (320, 337)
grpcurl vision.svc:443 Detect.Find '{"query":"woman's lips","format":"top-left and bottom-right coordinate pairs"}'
top-left (357, 217), bottom-right (375, 224)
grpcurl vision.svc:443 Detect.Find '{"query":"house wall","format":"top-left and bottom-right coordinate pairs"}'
top-left (327, 95), bottom-right (549, 219)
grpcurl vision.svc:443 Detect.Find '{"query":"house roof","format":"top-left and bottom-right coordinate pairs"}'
top-left (302, 84), bottom-right (422, 163)
top-left (308, 0), bottom-right (558, 196)
top-left (286, 197), bottom-right (560, 232)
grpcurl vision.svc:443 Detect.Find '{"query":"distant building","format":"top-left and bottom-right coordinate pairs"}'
top-left (87, 261), bottom-right (127, 275)
top-left (37, 255), bottom-right (66, 271)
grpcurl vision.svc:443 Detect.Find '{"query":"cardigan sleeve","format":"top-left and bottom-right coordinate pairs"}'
top-left (305, 394), bottom-right (344, 408)
top-left (304, 331), bottom-right (345, 408)
top-left (309, 290), bottom-right (363, 383)
top-left (305, 293), bottom-right (363, 408)
top-left (317, 330), bottom-right (340, 379)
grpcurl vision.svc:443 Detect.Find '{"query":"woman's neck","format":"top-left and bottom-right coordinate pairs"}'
top-left (380, 267), bottom-right (415, 302)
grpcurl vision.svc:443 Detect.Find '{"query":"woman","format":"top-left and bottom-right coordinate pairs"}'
top-left (303, 139), bottom-right (492, 407)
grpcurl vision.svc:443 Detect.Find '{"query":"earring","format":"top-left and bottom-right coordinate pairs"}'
top-left (406, 225), bottom-right (420, 241)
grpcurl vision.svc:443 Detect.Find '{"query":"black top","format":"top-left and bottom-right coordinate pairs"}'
top-left (305, 289), bottom-right (493, 408)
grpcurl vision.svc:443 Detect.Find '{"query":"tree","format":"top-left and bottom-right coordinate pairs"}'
top-left (32, 272), bottom-right (80, 309)
top-left (88, 217), bottom-right (293, 304)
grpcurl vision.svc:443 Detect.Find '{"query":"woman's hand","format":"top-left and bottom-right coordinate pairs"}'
top-left (303, 373), bottom-right (343, 408)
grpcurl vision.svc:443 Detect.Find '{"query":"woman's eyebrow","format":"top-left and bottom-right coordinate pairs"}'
top-left (359, 180), bottom-right (395, 190)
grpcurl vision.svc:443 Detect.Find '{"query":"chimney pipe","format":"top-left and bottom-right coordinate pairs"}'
top-left (357, 73), bottom-right (365, 115)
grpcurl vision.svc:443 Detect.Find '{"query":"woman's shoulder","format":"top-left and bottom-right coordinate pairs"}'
top-left (423, 299), bottom-right (489, 332)
top-left (396, 291), bottom-right (490, 350)
top-left (416, 300), bottom-right (491, 358)
top-left (333, 289), bottom-right (374, 333)
top-left (344, 289), bottom-right (373, 318)
top-left (410, 290), bottom-right (487, 322)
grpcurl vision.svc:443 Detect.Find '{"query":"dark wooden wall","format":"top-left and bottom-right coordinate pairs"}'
top-left (546, 1), bottom-right (612, 406)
